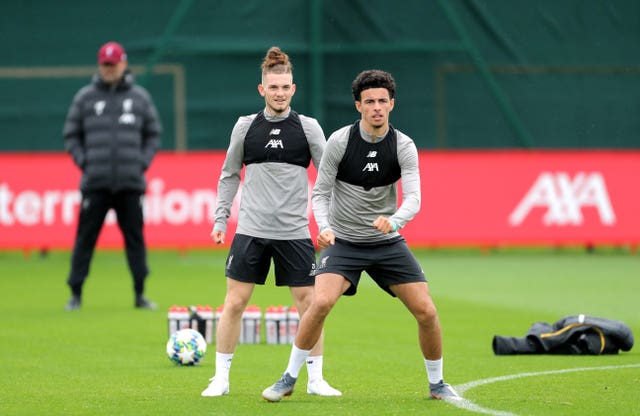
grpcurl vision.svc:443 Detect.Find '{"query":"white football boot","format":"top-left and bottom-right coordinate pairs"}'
top-left (307, 379), bottom-right (342, 396)
top-left (201, 377), bottom-right (229, 397)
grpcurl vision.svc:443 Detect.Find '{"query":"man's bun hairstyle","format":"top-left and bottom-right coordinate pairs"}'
top-left (261, 46), bottom-right (293, 76)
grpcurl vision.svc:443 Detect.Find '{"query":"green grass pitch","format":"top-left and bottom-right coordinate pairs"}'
top-left (1, 248), bottom-right (638, 415)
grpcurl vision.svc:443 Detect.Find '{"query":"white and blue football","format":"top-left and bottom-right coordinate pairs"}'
top-left (166, 328), bottom-right (207, 366)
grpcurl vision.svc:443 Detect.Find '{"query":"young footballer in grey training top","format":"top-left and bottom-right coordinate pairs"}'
top-left (262, 69), bottom-right (460, 402)
top-left (201, 46), bottom-right (340, 397)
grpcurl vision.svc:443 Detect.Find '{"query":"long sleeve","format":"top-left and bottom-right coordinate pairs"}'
top-left (300, 114), bottom-right (326, 169)
top-left (312, 126), bottom-right (349, 233)
top-left (388, 134), bottom-right (421, 229)
top-left (139, 87), bottom-right (162, 170)
top-left (213, 116), bottom-right (252, 232)
top-left (63, 90), bottom-right (86, 170)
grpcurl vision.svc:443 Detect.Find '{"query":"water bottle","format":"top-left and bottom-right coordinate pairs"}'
top-left (167, 305), bottom-right (181, 336)
top-left (265, 305), bottom-right (277, 344)
top-left (276, 305), bottom-right (287, 344)
top-left (189, 305), bottom-right (214, 344)
top-left (176, 305), bottom-right (191, 330)
top-left (241, 305), bottom-right (262, 344)
top-left (189, 305), bottom-right (204, 337)
top-left (286, 305), bottom-right (299, 344)
top-left (200, 305), bottom-right (215, 344)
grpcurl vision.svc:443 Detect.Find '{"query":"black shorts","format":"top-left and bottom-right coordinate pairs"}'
top-left (226, 234), bottom-right (316, 287)
top-left (315, 237), bottom-right (426, 297)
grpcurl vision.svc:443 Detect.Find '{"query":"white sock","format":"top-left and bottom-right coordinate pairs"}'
top-left (306, 355), bottom-right (323, 383)
top-left (215, 352), bottom-right (233, 381)
top-left (425, 357), bottom-right (443, 385)
top-left (285, 345), bottom-right (311, 378)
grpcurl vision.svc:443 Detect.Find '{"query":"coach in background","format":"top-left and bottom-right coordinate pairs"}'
top-left (63, 41), bottom-right (161, 311)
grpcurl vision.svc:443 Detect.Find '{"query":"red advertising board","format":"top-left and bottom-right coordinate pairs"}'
top-left (0, 152), bottom-right (225, 249)
top-left (1, 151), bottom-right (639, 249)
top-left (402, 151), bottom-right (640, 246)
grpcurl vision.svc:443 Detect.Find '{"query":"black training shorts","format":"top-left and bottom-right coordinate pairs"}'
top-left (314, 236), bottom-right (426, 296)
top-left (225, 233), bottom-right (316, 287)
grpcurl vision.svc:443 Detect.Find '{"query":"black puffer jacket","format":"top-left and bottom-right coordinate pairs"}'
top-left (493, 315), bottom-right (634, 355)
top-left (63, 70), bottom-right (161, 192)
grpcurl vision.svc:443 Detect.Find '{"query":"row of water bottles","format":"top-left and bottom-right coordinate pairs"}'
top-left (167, 304), bottom-right (299, 345)
top-left (167, 305), bottom-right (216, 344)
top-left (238, 305), bottom-right (300, 344)
top-left (265, 305), bottom-right (299, 345)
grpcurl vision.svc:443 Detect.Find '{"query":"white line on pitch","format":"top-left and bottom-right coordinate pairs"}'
top-left (447, 363), bottom-right (640, 416)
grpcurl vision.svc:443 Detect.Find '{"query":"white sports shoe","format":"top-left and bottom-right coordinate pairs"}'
top-left (307, 379), bottom-right (342, 396)
top-left (201, 377), bottom-right (229, 397)
top-left (429, 380), bottom-right (461, 401)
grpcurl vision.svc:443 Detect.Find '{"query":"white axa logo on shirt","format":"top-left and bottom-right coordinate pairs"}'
top-left (265, 139), bottom-right (284, 149)
top-left (509, 172), bottom-right (616, 226)
top-left (362, 162), bottom-right (379, 172)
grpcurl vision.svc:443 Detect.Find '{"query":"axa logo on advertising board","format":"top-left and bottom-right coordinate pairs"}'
top-left (509, 172), bottom-right (616, 227)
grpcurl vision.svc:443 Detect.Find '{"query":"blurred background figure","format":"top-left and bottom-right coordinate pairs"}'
top-left (63, 41), bottom-right (162, 311)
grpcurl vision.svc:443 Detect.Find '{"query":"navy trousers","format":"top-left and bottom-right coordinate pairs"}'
top-left (67, 190), bottom-right (149, 297)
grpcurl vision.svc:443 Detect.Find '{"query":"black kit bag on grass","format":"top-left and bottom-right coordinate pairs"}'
top-left (493, 314), bottom-right (634, 355)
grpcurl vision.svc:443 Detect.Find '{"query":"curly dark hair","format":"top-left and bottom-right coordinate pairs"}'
top-left (351, 69), bottom-right (396, 101)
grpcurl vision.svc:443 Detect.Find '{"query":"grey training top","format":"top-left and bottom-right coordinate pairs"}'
top-left (312, 123), bottom-right (421, 243)
top-left (213, 108), bottom-right (325, 239)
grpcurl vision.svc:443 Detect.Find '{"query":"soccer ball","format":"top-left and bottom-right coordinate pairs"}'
top-left (166, 328), bottom-right (207, 366)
